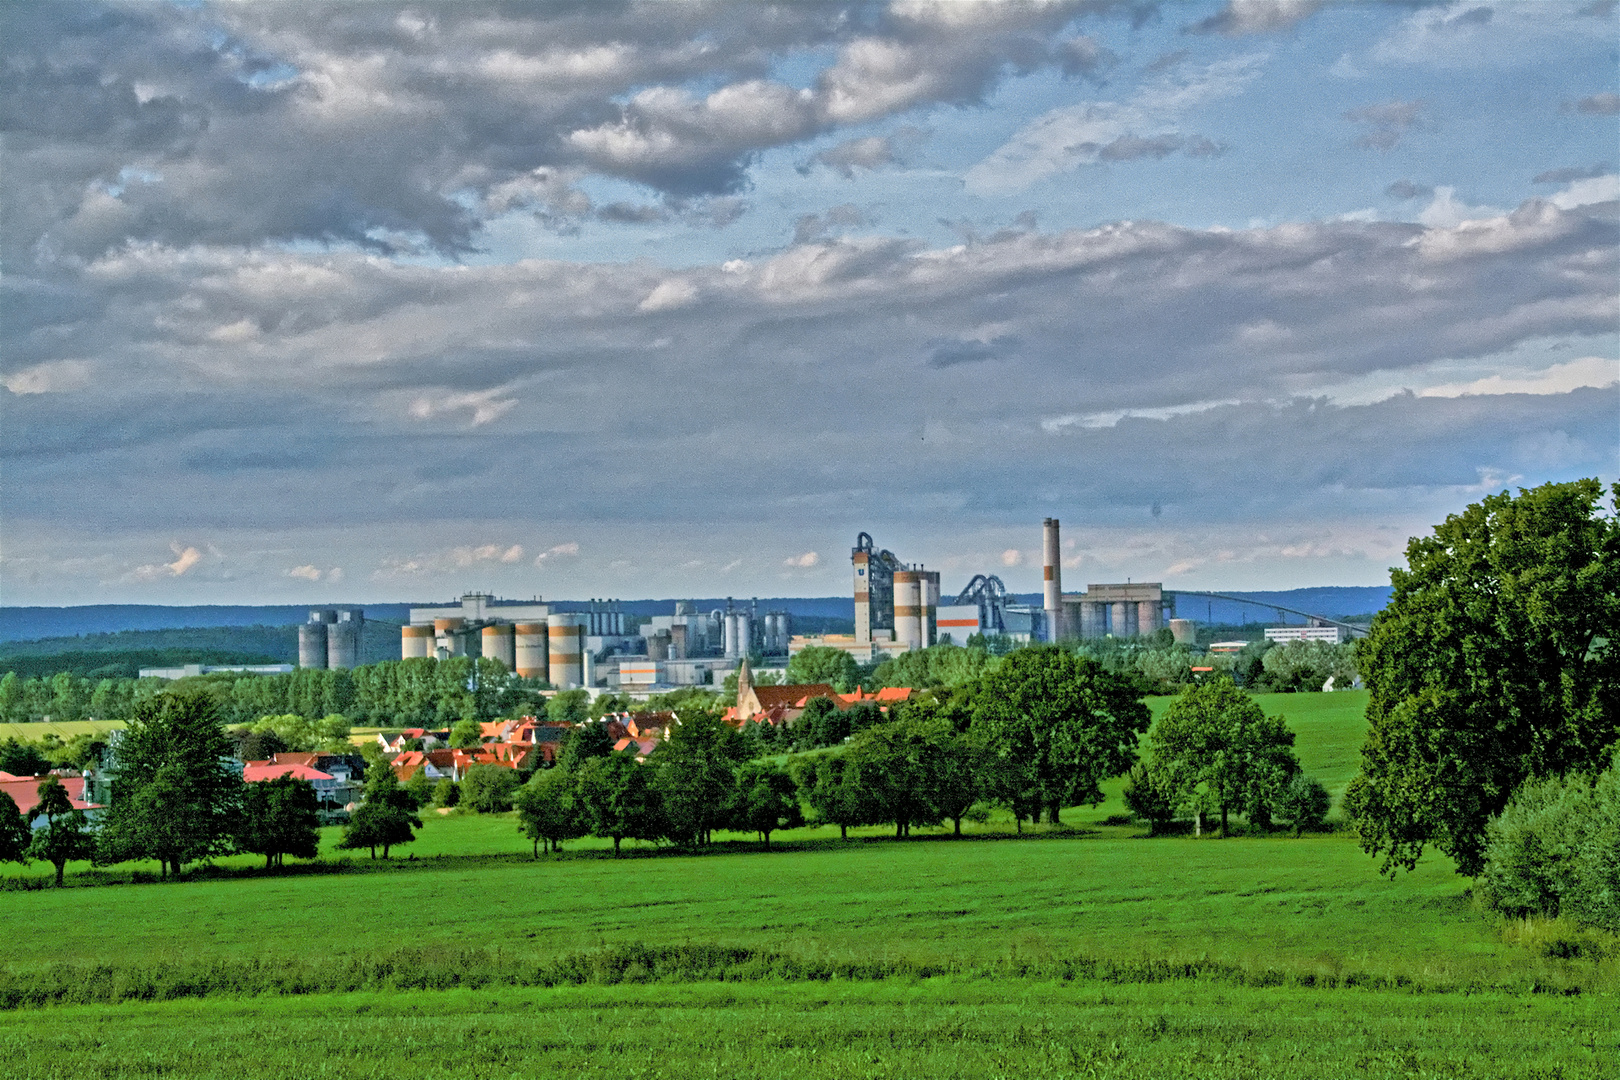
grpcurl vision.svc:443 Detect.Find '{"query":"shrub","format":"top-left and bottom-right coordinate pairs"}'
top-left (1278, 774), bottom-right (1331, 836)
top-left (460, 764), bottom-right (520, 814)
top-left (432, 777), bottom-right (460, 808)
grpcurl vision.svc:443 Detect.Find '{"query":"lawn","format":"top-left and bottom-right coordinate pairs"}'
top-left (5, 687), bottom-right (1612, 1075)
top-left (0, 720), bottom-right (126, 743)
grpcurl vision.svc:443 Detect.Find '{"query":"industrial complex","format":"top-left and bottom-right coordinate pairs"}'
top-left (257, 518), bottom-right (1359, 694)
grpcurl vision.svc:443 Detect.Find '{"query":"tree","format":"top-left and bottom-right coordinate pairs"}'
top-left (1122, 762), bottom-right (1178, 836)
top-left (461, 764), bottom-right (521, 813)
top-left (557, 719), bottom-right (615, 772)
top-left (0, 790), bottom-right (32, 865)
top-left (547, 689), bottom-right (591, 726)
top-left (514, 767), bottom-right (584, 856)
top-left (449, 717), bottom-right (485, 749)
top-left (339, 766), bottom-right (421, 858)
top-left (237, 775), bottom-right (320, 869)
top-left (1147, 680), bottom-right (1297, 836)
top-left (1348, 479), bottom-right (1620, 876)
top-left (843, 718), bottom-right (947, 838)
top-left (785, 646), bottom-right (860, 693)
top-left (432, 777), bottom-right (460, 808)
top-left (97, 690), bottom-right (244, 877)
top-left (649, 709), bottom-right (749, 847)
top-left (1278, 774), bottom-right (1331, 837)
top-left (403, 768), bottom-right (433, 809)
top-left (0, 738), bottom-right (50, 777)
top-left (576, 751), bottom-right (662, 856)
top-left (232, 727), bottom-right (288, 762)
top-left (731, 761), bottom-right (802, 848)
top-left (29, 777), bottom-right (94, 886)
top-left (794, 754), bottom-right (872, 840)
top-left (794, 696), bottom-right (842, 750)
top-left (971, 646), bottom-right (1151, 825)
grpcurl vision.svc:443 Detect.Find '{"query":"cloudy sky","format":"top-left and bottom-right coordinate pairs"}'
top-left (2, 0), bottom-right (1616, 607)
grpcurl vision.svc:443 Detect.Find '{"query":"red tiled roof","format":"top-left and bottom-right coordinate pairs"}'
top-left (752, 683), bottom-right (836, 709)
top-left (0, 775), bottom-right (98, 817)
top-left (243, 762), bottom-right (334, 783)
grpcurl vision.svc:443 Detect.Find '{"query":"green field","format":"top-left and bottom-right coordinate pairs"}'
top-left (2, 689), bottom-right (1615, 1077)
top-left (0, 719), bottom-right (126, 744)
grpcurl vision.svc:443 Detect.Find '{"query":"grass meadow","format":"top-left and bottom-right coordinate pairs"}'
top-left (3, 690), bottom-right (1616, 1077)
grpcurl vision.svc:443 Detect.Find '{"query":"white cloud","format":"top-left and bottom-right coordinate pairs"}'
top-left (1416, 186), bottom-right (1505, 227)
top-left (1418, 356), bottom-right (1619, 398)
top-left (1001, 548), bottom-right (1024, 567)
top-left (288, 564), bottom-right (322, 581)
top-left (1549, 174), bottom-right (1620, 210)
top-left (131, 543), bottom-right (203, 582)
top-left (533, 541), bottom-right (580, 566)
top-left (3, 360), bottom-right (93, 395)
top-left (783, 551), bottom-right (820, 568)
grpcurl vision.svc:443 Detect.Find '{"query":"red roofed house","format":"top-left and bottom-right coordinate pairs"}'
top-left (243, 760), bottom-right (356, 809)
top-left (0, 772), bottom-right (102, 828)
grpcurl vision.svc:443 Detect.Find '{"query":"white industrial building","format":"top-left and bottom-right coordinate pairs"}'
top-left (1264, 625), bottom-right (1348, 644)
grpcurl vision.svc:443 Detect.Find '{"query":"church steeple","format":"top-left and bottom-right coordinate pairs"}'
top-left (735, 654), bottom-right (752, 710)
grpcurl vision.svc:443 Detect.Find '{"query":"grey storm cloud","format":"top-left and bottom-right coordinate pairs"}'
top-left (1, 1), bottom-right (1132, 264)
top-left (1533, 164), bottom-right (1613, 184)
top-left (4, 196), bottom-right (1614, 536)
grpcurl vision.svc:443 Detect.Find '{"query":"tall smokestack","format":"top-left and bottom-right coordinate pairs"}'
top-left (1043, 518), bottom-right (1063, 642)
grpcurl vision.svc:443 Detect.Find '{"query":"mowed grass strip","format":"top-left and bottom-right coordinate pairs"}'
top-left (2, 979), bottom-right (1613, 1080)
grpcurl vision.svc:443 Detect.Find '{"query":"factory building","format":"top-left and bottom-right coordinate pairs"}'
top-left (1062, 582), bottom-right (1170, 639)
top-left (298, 609), bottom-right (364, 669)
top-left (791, 533), bottom-right (943, 662)
top-left (1264, 625), bottom-right (1347, 645)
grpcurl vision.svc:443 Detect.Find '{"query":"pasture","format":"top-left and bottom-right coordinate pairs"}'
top-left (2, 688), bottom-right (1615, 1076)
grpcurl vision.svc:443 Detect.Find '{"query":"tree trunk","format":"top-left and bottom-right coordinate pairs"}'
top-left (1048, 803), bottom-right (1061, 826)
top-left (953, 817), bottom-right (962, 836)
top-left (840, 824), bottom-right (847, 840)
top-left (1194, 811), bottom-right (1202, 838)
top-left (532, 838), bottom-right (539, 859)
top-left (54, 860), bottom-right (65, 887)
top-left (895, 821), bottom-right (904, 838)
top-left (382, 843), bottom-right (391, 858)
top-left (762, 832), bottom-right (770, 850)
top-left (1220, 803), bottom-right (1229, 837)
top-left (613, 835), bottom-right (621, 856)
top-left (369, 845), bottom-right (377, 859)
top-left (266, 854), bottom-right (274, 870)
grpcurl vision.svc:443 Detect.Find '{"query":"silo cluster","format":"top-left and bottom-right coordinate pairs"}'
top-left (761, 612), bottom-right (791, 654)
top-left (585, 600), bottom-right (625, 635)
top-left (723, 611), bottom-right (753, 659)
top-left (297, 609), bottom-right (364, 670)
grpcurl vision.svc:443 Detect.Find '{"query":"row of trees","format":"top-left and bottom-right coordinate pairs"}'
top-left (0, 656), bottom-right (546, 728)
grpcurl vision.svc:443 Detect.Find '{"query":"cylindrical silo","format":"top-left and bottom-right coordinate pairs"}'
top-left (298, 623), bottom-right (328, 669)
top-left (401, 624), bottom-right (434, 660)
top-left (736, 613), bottom-right (752, 657)
top-left (547, 614), bottom-right (583, 688)
top-left (723, 613), bottom-right (738, 658)
top-left (1111, 601), bottom-right (1132, 638)
top-left (1137, 600), bottom-right (1159, 638)
top-left (648, 630), bottom-right (670, 661)
top-left (1042, 519), bottom-right (1063, 641)
top-left (1080, 602), bottom-right (1102, 639)
top-left (327, 611), bottom-right (362, 670)
top-left (434, 617), bottom-right (465, 658)
top-left (514, 623), bottom-right (548, 680)
top-left (482, 623), bottom-right (516, 671)
top-left (894, 570), bottom-right (923, 651)
top-left (1169, 618), bottom-right (1197, 646)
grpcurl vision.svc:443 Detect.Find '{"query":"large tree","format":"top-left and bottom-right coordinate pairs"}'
top-left (29, 777), bottom-right (95, 886)
top-left (1347, 479), bottom-right (1620, 875)
top-left (514, 767), bottom-right (584, 857)
top-left (1146, 680), bottom-right (1298, 837)
top-left (97, 690), bottom-right (243, 877)
top-left (785, 646), bottom-right (860, 692)
top-left (731, 761), bottom-right (802, 848)
top-left (576, 751), bottom-right (662, 856)
top-left (237, 774), bottom-right (320, 869)
top-left (971, 646), bottom-right (1150, 824)
top-left (339, 766), bottom-right (422, 859)
top-left (0, 790), bottom-right (34, 866)
top-left (649, 708), bottom-right (749, 847)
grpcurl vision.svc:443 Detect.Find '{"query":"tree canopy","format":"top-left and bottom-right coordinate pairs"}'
top-left (970, 646), bottom-right (1150, 824)
top-left (1347, 479), bottom-right (1620, 875)
top-left (96, 690), bottom-right (243, 876)
top-left (237, 774), bottom-right (320, 869)
top-left (29, 777), bottom-right (94, 886)
top-left (1146, 680), bottom-right (1297, 836)
top-left (785, 646), bottom-right (860, 693)
top-left (339, 766), bottom-right (422, 858)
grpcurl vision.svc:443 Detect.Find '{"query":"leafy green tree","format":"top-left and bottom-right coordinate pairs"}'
top-left (0, 790), bottom-right (32, 865)
top-left (339, 766), bottom-right (422, 858)
top-left (237, 775), bottom-right (320, 869)
top-left (971, 646), bottom-right (1150, 825)
top-left (785, 646), bottom-right (860, 692)
top-left (449, 717), bottom-right (485, 749)
top-left (794, 696), bottom-right (841, 750)
top-left (231, 727), bottom-right (288, 762)
top-left (843, 719), bottom-right (948, 838)
top-left (514, 767), bottom-right (584, 856)
top-left (432, 777), bottom-right (460, 808)
top-left (1147, 680), bottom-right (1297, 836)
top-left (557, 720), bottom-right (615, 773)
top-left (1348, 479), bottom-right (1620, 875)
top-left (547, 689), bottom-right (591, 726)
top-left (0, 738), bottom-right (50, 777)
top-left (650, 709), bottom-right (749, 846)
top-left (575, 752), bottom-right (662, 856)
top-left (732, 761), bottom-right (802, 848)
top-left (29, 777), bottom-right (94, 886)
top-left (97, 691), bottom-right (244, 877)
top-left (402, 768), bottom-right (433, 809)
top-left (461, 764), bottom-right (521, 813)
top-left (1122, 762), bottom-right (1179, 836)
top-left (1258, 641), bottom-right (1357, 693)
top-left (0, 672), bottom-right (21, 722)
top-left (1278, 774), bottom-right (1331, 837)
top-left (793, 755), bottom-right (872, 840)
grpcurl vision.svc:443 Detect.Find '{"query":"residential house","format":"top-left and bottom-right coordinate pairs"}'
top-left (0, 771), bottom-right (103, 828)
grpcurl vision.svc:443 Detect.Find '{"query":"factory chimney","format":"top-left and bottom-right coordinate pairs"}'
top-left (1043, 518), bottom-right (1063, 642)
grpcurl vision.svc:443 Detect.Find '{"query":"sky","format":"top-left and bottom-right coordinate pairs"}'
top-left (1, 0), bottom-right (1616, 608)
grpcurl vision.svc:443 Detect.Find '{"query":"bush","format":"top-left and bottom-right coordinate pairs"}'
top-left (460, 764), bottom-right (520, 814)
top-left (1122, 763), bottom-right (1178, 836)
top-left (432, 778), bottom-right (460, 808)
top-left (1478, 748), bottom-right (1620, 931)
top-left (1278, 774), bottom-right (1331, 836)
